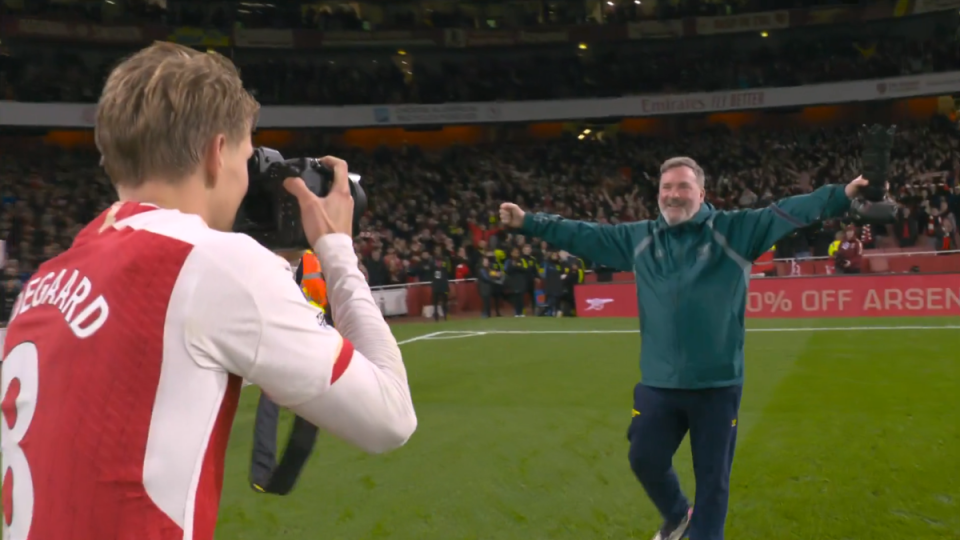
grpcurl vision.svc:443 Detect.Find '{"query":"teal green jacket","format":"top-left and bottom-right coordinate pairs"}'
top-left (520, 184), bottom-right (852, 389)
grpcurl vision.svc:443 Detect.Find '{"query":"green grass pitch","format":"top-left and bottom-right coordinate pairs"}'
top-left (229, 317), bottom-right (955, 538)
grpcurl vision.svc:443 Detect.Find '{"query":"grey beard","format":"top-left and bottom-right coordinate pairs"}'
top-left (660, 205), bottom-right (692, 226)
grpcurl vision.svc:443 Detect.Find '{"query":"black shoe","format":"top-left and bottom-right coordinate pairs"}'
top-left (652, 507), bottom-right (692, 540)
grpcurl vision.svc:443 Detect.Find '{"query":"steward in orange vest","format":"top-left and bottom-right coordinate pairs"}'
top-left (295, 250), bottom-right (330, 317)
top-left (252, 249), bottom-right (328, 496)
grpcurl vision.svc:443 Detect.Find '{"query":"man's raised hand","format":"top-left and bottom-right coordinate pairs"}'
top-left (844, 175), bottom-right (870, 199)
top-left (499, 203), bottom-right (525, 228)
top-left (283, 156), bottom-right (355, 246)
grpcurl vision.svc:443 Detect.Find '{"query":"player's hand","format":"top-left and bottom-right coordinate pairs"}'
top-left (499, 203), bottom-right (525, 228)
top-left (845, 176), bottom-right (870, 198)
top-left (283, 156), bottom-right (355, 245)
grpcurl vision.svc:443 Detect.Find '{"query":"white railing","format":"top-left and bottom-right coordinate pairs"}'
top-left (769, 248), bottom-right (960, 263)
top-left (369, 278), bottom-right (477, 316)
top-left (369, 277), bottom-right (477, 291)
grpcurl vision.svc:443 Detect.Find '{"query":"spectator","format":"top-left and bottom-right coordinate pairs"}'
top-left (504, 247), bottom-right (528, 317)
top-left (835, 225), bottom-right (864, 274)
top-left (364, 249), bottom-right (389, 287)
top-left (937, 218), bottom-right (959, 252)
top-left (2, 10), bottom-right (958, 107)
top-left (1, 118), bottom-right (959, 325)
top-left (895, 206), bottom-right (920, 247)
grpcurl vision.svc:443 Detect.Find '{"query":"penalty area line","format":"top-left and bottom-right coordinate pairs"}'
top-left (397, 330), bottom-right (490, 345)
top-left (397, 331), bottom-right (446, 345)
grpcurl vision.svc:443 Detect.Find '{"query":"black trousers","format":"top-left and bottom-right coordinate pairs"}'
top-left (432, 289), bottom-right (448, 320)
top-left (559, 290), bottom-right (575, 316)
top-left (250, 392), bottom-right (318, 495)
top-left (512, 291), bottom-right (525, 315)
top-left (490, 286), bottom-right (505, 316)
top-left (546, 294), bottom-right (560, 314)
top-left (627, 383), bottom-right (742, 540)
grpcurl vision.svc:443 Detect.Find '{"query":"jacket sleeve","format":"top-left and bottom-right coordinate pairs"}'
top-left (519, 213), bottom-right (641, 272)
top-left (715, 184), bottom-right (851, 262)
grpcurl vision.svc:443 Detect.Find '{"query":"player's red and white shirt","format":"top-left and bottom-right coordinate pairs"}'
top-left (1, 202), bottom-right (416, 540)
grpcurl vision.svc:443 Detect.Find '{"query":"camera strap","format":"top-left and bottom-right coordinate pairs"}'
top-left (248, 255), bottom-right (322, 496)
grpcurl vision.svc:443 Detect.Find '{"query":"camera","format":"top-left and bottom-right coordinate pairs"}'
top-left (860, 124), bottom-right (896, 203)
top-left (850, 125), bottom-right (899, 225)
top-left (235, 147), bottom-right (368, 249)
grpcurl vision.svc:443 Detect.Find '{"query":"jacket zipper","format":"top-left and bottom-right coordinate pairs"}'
top-left (673, 232), bottom-right (684, 386)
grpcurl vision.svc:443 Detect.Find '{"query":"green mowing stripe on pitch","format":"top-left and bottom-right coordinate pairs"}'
top-left (728, 328), bottom-right (960, 540)
top-left (396, 324), bottom-right (960, 345)
top-left (216, 318), bottom-right (958, 540)
top-left (391, 316), bottom-right (960, 339)
top-left (389, 320), bottom-right (958, 540)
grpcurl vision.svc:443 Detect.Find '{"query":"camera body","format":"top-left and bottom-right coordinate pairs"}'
top-left (850, 124), bottom-right (899, 225)
top-left (860, 124), bottom-right (896, 202)
top-left (235, 147), bottom-right (367, 250)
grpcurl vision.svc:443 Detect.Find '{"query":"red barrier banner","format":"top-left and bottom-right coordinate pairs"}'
top-left (575, 273), bottom-right (960, 318)
top-left (575, 284), bottom-right (638, 317)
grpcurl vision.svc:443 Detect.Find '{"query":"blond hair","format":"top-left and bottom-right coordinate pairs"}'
top-left (95, 41), bottom-right (260, 187)
top-left (660, 156), bottom-right (705, 188)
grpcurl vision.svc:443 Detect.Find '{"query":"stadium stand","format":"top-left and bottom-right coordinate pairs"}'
top-left (2, 7), bottom-right (959, 104)
top-left (1, 0), bottom-right (959, 320)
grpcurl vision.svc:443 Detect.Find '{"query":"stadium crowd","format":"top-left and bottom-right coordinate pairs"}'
top-left (1, 0), bottom-right (866, 31)
top-left (2, 27), bottom-right (956, 106)
top-left (1, 1), bottom-right (959, 318)
top-left (238, 32), bottom-right (955, 106)
top-left (2, 0), bottom-right (958, 105)
top-left (1, 120), bottom-right (959, 321)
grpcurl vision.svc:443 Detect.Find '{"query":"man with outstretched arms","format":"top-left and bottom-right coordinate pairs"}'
top-left (500, 157), bottom-right (866, 540)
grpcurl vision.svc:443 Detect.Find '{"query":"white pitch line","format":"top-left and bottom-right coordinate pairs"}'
top-left (746, 325), bottom-right (960, 332)
top-left (397, 331), bottom-right (446, 345)
top-left (411, 331), bottom-right (489, 341)
top-left (438, 326), bottom-right (959, 336)
top-left (394, 325), bottom-right (960, 344)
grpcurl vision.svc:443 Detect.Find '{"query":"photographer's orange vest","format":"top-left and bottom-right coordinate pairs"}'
top-left (300, 250), bottom-right (328, 309)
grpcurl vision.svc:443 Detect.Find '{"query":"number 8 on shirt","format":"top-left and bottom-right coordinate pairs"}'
top-left (2, 342), bottom-right (39, 540)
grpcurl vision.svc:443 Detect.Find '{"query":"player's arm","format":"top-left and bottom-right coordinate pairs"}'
top-left (715, 184), bottom-right (851, 262)
top-left (186, 234), bottom-right (416, 454)
top-left (517, 212), bottom-right (643, 272)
